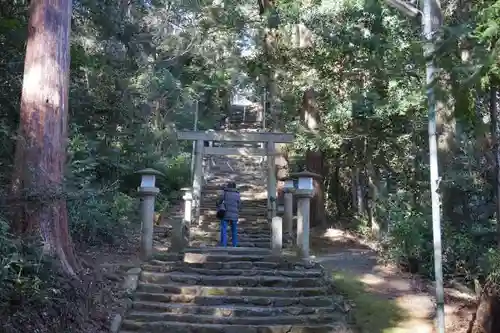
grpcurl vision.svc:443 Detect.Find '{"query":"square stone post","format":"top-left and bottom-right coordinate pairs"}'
top-left (291, 171), bottom-right (321, 259)
top-left (192, 139), bottom-right (204, 223)
top-left (202, 155), bottom-right (208, 185)
top-left (284, 189), bottom-right (294, 235)
top-left (266, 141), bottom-right (277, 221)
top-left (271, 216), bottom-right (283, 255)
top-left (295, 190), bottom-right (312, 258)
top-left (279, 177), bottom-right (295, 238)
top-left (136, 168), bottom-right (163, 260)
top-left (172, 187), bottom-right (193, 251)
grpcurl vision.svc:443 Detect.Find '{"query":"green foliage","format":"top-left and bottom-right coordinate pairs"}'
top-left (0, 217), bottom-right (79, 332)
top-left (4, 0), bottom-right (500, 328)
top-left (68, 192), bottom-right (137, 245)
top-left (379, 191), bottom-right (433, 272)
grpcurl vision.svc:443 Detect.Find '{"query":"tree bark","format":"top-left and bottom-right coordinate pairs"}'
top-left (490, 83), bottom-right (500, 248)
top-left (470, 281), bottom-right (500, 333)
top-left (11, 0), bottom-right (79, 276)
top-left (300, 88), bottom-right (326, 227)
top-left (469, 81), bottom-right (500, 333)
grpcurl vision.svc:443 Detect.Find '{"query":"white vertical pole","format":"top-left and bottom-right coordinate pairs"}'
top-left (423, 0), bottom-right (444, 331)
top-left (193, 139), bottom-right (204, 223)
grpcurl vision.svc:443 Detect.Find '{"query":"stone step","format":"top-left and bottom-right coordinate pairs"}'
top-left (152, 247), bottom-right (271, 259)
top-left (201, 191), bottom-right (266, 196)
top-left (201, 196), bottom-right (267, 201)
top-left (140, 271), bottom-right (321, 288)
top-left (122, 311), bottom-right (341, 326)
top-left (197, 217), bottom-right (269, 222)
top-left (184, 246), bottom-right (272, 255)
top-left (201, 190), bottom-right (266, 195)
top-left (206, 178), bottom-right (264, 182)
top-left (147, 259), bottom-right (316, 271)
top-left (191, 234), bottom-right (270, 241)
top-left (192, 226), bottom-right (269, 232)
top-left (198, 213), bottom-right (268, 218)
top-left (199, 211), bottom-right (268, 216)
top-left (200, 210), bottom-right (268, 215)
top-left (230, 123), bottom-right (262, 128)
top-left (200, 199), bottom-right (266, 203)
top-left (201, 193), bottom-right (267, 201)
top-left (197, 223), bottom-right (269, 229)
top-left (120, 321), bottom-right (341, 333)
top-left (131, 301), bottom-right (337, 317)
top-left (189, 241), bottom-right (271, 248)
top-left (202, 189), bottom-right (266, 194)
top-left (136, 283), bottom-right (327, 297)
top-left (180, 252), bottom-right (284, 263)
top-left (200, 200), bottom-right (267, 205)
top-left (192, 228), bottom-right (270, 235)
top-left (199, 216), bottom-right (268, 221)
top-left (190, 230), bottom-right (269, 236)
top-left (200, 202), bottom-right (268, 208)
top-left (192, 232), bottom-right (271, 239)
top-left (133, 292), bottom-right (335, 307)
top-left (190, 241), bottom-right (271, 248)
top-left (199, 222), bottom-right (268, 227)
top-left (141, 264), bottom-right (323, 278)
top-left (197, 236), bottom-right (272, 242)
top-left (191, 228), bottom-right (272, 235)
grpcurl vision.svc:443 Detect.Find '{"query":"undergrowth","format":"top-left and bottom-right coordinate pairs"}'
top-left (0, 154), bottom-right (191, 332)
top-left (0, 218), bottom-right (110, 333)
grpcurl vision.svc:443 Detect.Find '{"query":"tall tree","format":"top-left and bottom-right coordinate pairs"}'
top-left (11, 0), bottom-right (79, 275)
top-left (300, 88), bottom-right (327, 227)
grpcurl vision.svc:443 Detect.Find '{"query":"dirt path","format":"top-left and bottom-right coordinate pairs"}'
top-left (311, 228), bottom-right (476, 333)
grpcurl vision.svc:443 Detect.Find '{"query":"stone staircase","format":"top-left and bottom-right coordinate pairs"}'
top-left (120, 247), bottom-right (348, 333)
top-left (227, 104), bottom-right (263, 131)
top-left (118, 105), bottom-right (349, 333)
top-left (191, 154), bottom-right (270, 248)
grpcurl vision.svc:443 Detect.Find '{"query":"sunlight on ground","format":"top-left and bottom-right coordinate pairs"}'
top-left (332, 271), bottom-right (412, 333)
top-left (358, 273), bottom-right (413, 294)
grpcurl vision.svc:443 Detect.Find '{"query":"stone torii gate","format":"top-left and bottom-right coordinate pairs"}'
top-left (177, 130), bottom-right (294, 222)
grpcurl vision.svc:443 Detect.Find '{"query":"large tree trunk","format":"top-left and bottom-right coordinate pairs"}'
top-left (469, 81), bottom-right (500, 333)
top-left (300, 88), bottom-right (326, 227)
top-left (11, 0), bottom-right (79, 276)
top-left (470, 281), bottom-right (500, 333)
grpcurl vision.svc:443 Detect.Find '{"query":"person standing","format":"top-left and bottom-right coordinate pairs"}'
top-left (216, 182), bottom-right (241, 247)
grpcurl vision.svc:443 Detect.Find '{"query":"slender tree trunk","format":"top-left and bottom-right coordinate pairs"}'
top-left (257, 0), bottom-right (288, 205)
top-left (11, 0), bottom-right (79, 276)
top-left (366, 162), bottom-right (380, 237)
top-left (355, 166), bottom-right (364, 215)
top-left (492, 85), bottom-right (500, 248)
top-left (351, 166), bottom-right (357, 213)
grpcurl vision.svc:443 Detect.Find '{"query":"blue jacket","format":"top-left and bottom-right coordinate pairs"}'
top-left (218, 187), bottom-right (241, 221)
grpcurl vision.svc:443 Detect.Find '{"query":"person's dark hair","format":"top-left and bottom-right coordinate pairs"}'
top-left (227, 182), bottom-right (236, 189)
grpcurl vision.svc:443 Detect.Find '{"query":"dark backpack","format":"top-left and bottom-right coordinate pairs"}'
top-left (216, 191), bottom-right (226, 219)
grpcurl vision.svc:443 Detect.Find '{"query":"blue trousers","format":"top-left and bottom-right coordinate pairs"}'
top-left (220, 219), bottom-right (238, 247)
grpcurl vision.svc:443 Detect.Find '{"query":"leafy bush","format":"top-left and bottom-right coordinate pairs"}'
top-left (379, 190), bottom-right (433, 273)
top-left (153, 154), bottom-right (191, 193)
top-left (68, 191), bottom-right (137, 245)
top-left (151, 154), bottom-right (191, 213)
top-left (378, 186), bottom-right (498, 283)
